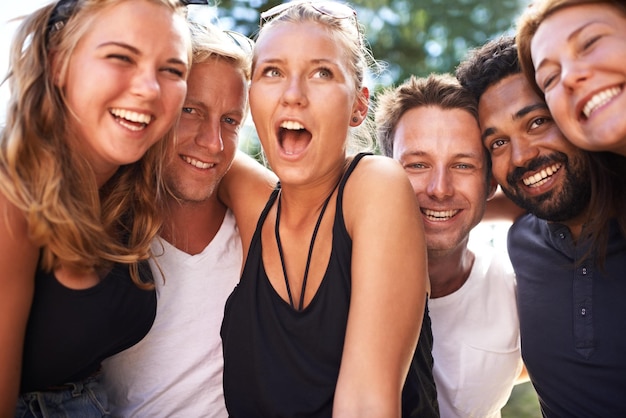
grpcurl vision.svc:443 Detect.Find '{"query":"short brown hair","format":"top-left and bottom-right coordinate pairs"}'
top-left (375, 74), bottom-right (478, 158)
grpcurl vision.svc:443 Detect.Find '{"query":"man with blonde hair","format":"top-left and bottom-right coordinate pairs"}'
top-left (101, 21), bottom-right (253, 417)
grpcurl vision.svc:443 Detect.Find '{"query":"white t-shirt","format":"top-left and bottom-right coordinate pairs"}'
top-left (429, 246), bottom-right (523, 418)
top-left (102, 210), bottom-right (242, 418)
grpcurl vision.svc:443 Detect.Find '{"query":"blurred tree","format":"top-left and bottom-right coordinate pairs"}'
top-left (207, 0), bottom-right (525, 86)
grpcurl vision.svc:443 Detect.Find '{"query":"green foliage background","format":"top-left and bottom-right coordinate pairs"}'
top-left (209, 0), bottom-right (524, 85)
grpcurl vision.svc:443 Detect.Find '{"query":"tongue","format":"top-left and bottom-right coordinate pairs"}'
top-left (281, 129), bottom-right (311, 155)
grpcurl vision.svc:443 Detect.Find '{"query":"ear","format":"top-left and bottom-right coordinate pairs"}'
top-left (486, 178), bottom-right (498, 201)
top-left (350, 86), bottom-right (369, 127)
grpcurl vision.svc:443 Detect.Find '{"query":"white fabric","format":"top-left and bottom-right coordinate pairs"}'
top-left (102, 210), bottom-right (242, 418)
top-left (429, 246), bottom-right (522, 418)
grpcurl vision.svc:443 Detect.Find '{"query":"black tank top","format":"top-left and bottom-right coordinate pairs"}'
top-left (221, 153), bottom-right (439, 417)
top-left (20, 260), bottom-right (156, 393)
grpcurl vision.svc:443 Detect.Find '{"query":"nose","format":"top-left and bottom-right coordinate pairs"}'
top-left (195, 119), bottom-right (224, 153)
top-left (510, 135), bottom-right (540, 168)
top-left (131, 68), bottom-right (160, 99)
top-left (281, 77), bottom-right (308, 107)
top-left (426, 167), bottom-right (453, 200)
top-left (561, 59), bottom-right (591, 92)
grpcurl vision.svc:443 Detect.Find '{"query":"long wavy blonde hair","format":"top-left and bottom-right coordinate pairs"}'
top-left (0, 0), bottom-right (190, 287)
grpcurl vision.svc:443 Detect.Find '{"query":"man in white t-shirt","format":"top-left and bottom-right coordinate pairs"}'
top-left (101, 22), bottom-right (254, 418)
top-left (375, 74), bottom-right (526, 418)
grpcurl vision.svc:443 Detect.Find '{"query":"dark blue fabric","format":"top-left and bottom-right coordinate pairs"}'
top-left (20, 261), bottom-right (156, 393)
top-left (221, 153), bottom-right (438, 417)
top-left (509, 214), bottom-right (626, 417)
top-left (16, 373), bottom-right (110, 417)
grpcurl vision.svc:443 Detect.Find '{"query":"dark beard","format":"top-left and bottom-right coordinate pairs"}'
top-left (502, 152), bottom-right (590, 222)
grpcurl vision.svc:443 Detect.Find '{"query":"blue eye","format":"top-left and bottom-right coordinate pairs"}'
top-left (314, 68), bottom-right (332, 79)
top-left (223, 116), bottom-right (240, 126)
top-left (262, 67), bottom-right (281, 78)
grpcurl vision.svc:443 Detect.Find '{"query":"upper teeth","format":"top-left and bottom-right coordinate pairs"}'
top-left (522, 163), bottom-right (561, 187)
top-left (582, 87), bottom-right (621, 118)
top-left (280, 121), bottom-right (304, 130)
top-left (422, 209), bottom-right (459, 220)
top-left (111, 108), bottom-right (152, 124)
top-left (182, 156), bottom-right (214, 169)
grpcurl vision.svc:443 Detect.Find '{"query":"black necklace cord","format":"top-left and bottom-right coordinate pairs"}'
top-left (274, 182), bottom-right (339, 311)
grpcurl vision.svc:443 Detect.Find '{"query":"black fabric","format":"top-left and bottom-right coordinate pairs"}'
top-left (221, 153), bottom-right (438, 417)
top-left (509, 214), bottom-right (626, 417)
top-left (403, 300), bottom-right (440, 417)
top-left (20, 261), bottom-right (156, 393)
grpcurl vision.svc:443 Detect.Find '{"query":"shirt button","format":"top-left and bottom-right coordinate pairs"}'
top-left (559, 233), bottom-right (565, 239)
top-left (582, 268), bottom-right (587, 275)
top-left (581, 308), bottom-right (586, 316)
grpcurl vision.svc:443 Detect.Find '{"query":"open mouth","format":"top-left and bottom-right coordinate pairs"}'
top-left (181, 155), bottom-right (215, 169)
top-left (278, 120), bottom-right (312, 155)
top-left (581, 86), bottom-right (622, 119)
top-left (110, 108), bottom-right (152, 132)
top-left (522, 162), bottom-right (561, 188)
top-left (421, 208), bottom-right (459, 222)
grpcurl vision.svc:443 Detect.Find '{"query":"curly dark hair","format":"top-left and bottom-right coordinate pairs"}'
top-left (455, 36), bottom-right (519, 102)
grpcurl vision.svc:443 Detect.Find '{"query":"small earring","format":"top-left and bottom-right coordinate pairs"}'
top-left (352, 116), bottom-right (359, 123)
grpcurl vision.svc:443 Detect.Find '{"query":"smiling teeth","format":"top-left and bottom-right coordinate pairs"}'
top-left (280, 121), bottom-right (304, 130)
top-left (582, 87), bottom-right (621, 118)
top-left (422, 209), bottom-right (459, 221)
top-left (182, 156), bottom-right (214, 169)
top-left (110, 108), bottom-right (152, 124)
top-left (522, 163), bottom-right (561, 187)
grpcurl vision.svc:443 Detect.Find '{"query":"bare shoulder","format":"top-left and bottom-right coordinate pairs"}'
top-left (344, 154), bottom-right (412, 203)
top-left (343, 154), bottom-right (417, 229)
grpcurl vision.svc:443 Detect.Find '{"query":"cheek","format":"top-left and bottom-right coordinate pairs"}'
top-left (249, 89), bottom-right (270, 123)
top-left (545, 92), bottom-right (565, 116)
top-left (166, 83), bottom-right (188, 112)
top-left (490, 159), bottom-right (509, 184)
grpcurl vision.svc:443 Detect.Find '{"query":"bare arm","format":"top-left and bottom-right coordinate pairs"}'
top-left (219, 150), bottom-right (277, 258)
top-left (515, 364), bottom-right (530, 384)
top-left (333, 156), bottom-right (428, 417)
top-left (0, 193), bottom-right (38, 415)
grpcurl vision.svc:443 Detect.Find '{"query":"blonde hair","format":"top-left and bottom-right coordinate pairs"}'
top-left (0, 0), bottom-right (190, 287)
top-left (188, 21), bottom-right (252, 80)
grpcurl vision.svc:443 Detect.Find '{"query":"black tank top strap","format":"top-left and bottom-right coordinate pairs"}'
top-left (255, 183), bottom-right (281, 227)
top-left (336, 152), bottom-right (372, 210)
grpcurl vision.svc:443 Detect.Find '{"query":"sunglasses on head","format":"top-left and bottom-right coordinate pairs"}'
top-left (223, 30), bottom-right (255, 55)
top-left (260, 1), bottom-right (357, 27)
